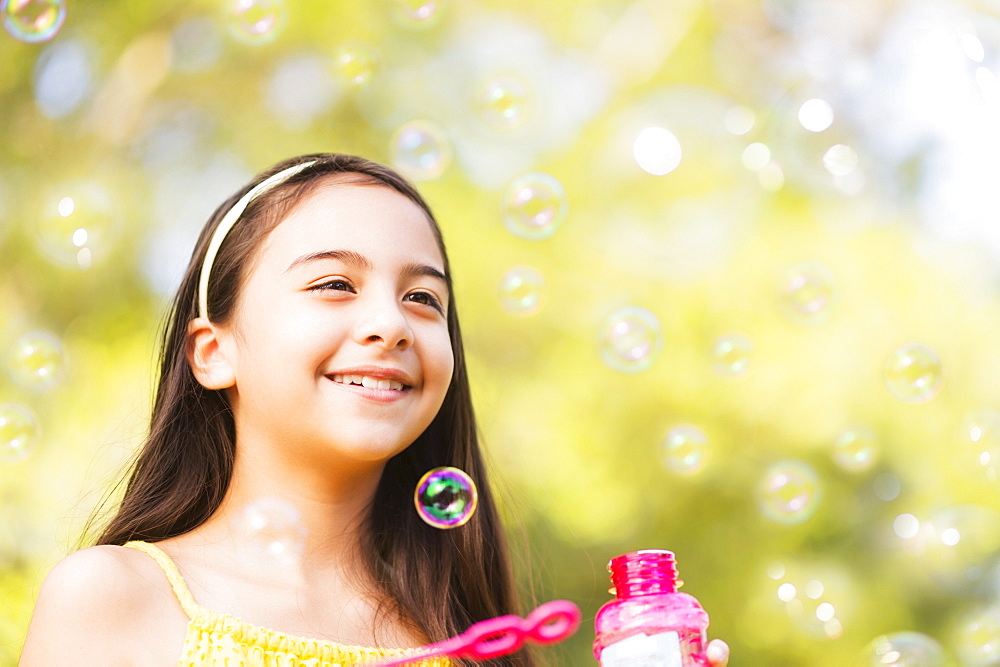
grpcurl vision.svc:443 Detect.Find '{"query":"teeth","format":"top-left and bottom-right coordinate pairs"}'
top-left (332, 374), bottom-right (404, 391)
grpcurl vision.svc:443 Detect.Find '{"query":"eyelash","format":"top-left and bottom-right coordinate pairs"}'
top-left (310, 280), bottom-right (444, 313)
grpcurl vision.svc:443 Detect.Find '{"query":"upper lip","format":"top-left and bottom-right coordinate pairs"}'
top-left (326, 366), bottom-right (415, 387)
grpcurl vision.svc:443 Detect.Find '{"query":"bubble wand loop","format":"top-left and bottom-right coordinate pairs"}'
top-left (371, 599), bottom-right (581, 666)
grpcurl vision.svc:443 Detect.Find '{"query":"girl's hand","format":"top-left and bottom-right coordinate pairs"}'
top-left (706, 638), bottom-right (730, 666)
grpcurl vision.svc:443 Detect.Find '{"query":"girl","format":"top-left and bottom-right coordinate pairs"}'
top-left (19, 154), bottom-right (729, 666)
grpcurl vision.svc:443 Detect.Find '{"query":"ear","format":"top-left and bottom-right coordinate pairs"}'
top-left (186, 317), bottom-right (237, 390)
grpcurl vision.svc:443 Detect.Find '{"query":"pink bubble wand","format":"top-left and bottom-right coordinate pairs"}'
top-left (371, 599), bottom-right (581, 665)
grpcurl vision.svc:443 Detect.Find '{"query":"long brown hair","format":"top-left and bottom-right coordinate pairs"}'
top-left (93, 153), bottom-right (531, 665)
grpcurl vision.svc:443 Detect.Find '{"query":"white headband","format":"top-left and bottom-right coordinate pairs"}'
top-left (197, 160), bottom-right (317, 320)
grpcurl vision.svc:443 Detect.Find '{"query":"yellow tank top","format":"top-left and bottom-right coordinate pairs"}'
top-left (124, 540), bottom-right (451, 666)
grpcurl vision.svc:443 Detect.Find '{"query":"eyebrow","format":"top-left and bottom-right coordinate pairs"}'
top-left (286, 249), bottom-right (449, 284)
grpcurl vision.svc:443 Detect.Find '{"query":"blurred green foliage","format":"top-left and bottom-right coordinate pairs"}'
top-left (3, 0), bottom-right (1000, 665)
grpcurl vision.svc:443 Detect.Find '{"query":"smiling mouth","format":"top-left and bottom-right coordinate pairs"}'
top-left (329, 374), bottom-right (407, 391)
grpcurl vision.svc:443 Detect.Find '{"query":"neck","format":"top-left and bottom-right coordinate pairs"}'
top-left (198, 432), bottom-right (388, 580)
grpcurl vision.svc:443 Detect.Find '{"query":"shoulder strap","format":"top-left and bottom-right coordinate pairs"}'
top-left (123, 540), bottom-right (202, 619)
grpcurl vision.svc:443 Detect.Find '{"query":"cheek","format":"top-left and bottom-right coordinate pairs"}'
top-left (428, 329), bottom-right (455, 388)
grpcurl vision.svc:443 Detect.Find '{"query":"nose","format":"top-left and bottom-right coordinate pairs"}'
top-left (356, 293), bottom-right (414, 351)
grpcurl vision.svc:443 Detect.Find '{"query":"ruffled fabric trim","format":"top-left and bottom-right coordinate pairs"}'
top-left (124, 541), bottom-right (450, 666)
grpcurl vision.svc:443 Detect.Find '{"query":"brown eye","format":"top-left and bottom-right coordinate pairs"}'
top-left (311, 279), bottom-right (354, 292)
top-left (405, 291), bottom-right (444, 313)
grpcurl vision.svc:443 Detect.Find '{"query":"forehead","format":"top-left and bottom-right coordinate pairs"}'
top-left (258, 179), bottom-right (445, 268)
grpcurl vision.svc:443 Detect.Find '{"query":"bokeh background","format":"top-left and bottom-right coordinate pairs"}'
top-left (3, 0), bottom-right (1000, 664)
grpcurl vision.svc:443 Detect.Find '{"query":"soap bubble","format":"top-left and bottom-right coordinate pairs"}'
top-left (332, 42), bottom-right (378, 87)
top-left (1, 0), bottom-right (66, 43)
top-left (832, 426), bottom-right (878, 473)
top-left (391, 120), bottom-right (451, 181)
top-left (598, 306), bottom-right (663, 374)
top-left (953, 606), bottom-right (1000, 665)
top-left (414, 467), bottom-right (478, 529)
top-left (498, 266), bottom-right (545, 316)
top-left (0, 403), bottom-right (39, 464)
top-left (864, 631), bottom-right (947, 666)
top-left (476, 74), bottom-right (532, 128)
top-left (391, 0), bottom-right (445, 28)
top-left (759, 460), bottom-right (821, 524)
top-left (501, 172), bottom-right (568, 241)
top-left (661, 424), bottom-right (708, 476)
top-left (235, 497), bottom-right (307, 569)
top-left (962, 408), bottom-right (1000, 483)
top-left (226, 0), bottom-right (285, 45)
top-left (921, 505), bottom-right (1000, 596)
top-left (710, 333), bottom-right (752, 377)
top-left (779, 263), bottom-right (835, 324)
top-left (7, 330), bottom-right (65, 391)
top-left (884, 343), bottom-right (942, 404)
top-left (35, 181), bottom-right (117, 269)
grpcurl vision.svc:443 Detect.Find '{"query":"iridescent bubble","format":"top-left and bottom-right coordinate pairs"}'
top-left (7, 330), bottom-right (65, 391)
top-left (759, 460), bottom-right (821, 524)
top-left (832, 426), bottom-right (878, 472)
top-left (0, 403), bottom-right (39, 464)
top-left (498, 266), bottom-right (545, 316)
top-left (864, 631), bottom-right (947, 666)
top-left (954, 606), bottom-right (1000, 665)
top-left (501, 172), bottom-right (567, 241)
top-left (1, 0), bottom-right (66, 44)
top-left (661, 424), bottom-right (708, 476)
top-left (226, 0), bottom-right (285, 45)
top-left (710, 333), bottom-right (752, 377)
top-left (391, 119), bottom-right (451, 181)
top-left (235, 497), bottom-right (307, 569)
top-left (633, 126), bottom-right (683, 176)
top-left (962, 408), bottom-right (1000, 483)
top-left (476, 74), bottom-right (532, 128)
top-left (884, 343), bottom-right (942, 404)
top-left (35, 181), bottom-right (116, 269)
top-left (779, 262), bottom-right (835, 324)
top-left (598, 306), bottom-right (663, 374)
top-left (414, 467), bottom-right (478, 529)
top-left (922, 505), bottom-right (1000, 596)
top-left (391, 0), bottom-right (445, 28)
top-left (332, 42), bottom-right (379, 87)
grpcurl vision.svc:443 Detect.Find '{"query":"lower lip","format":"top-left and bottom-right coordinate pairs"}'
top-left (326, 378), bottom-right (410, 404)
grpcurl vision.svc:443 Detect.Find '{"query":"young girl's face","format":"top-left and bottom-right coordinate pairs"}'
top-left (216, 179), bottom-right (454, 466)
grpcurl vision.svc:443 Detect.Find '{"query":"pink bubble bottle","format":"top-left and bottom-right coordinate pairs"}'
top-left (593, 549), bottom-right (710, 666)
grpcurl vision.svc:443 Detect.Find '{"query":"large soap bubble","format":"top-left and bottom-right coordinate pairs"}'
top-left (598, 306), bottom-right (663, 374)
top-left (884, 343), bottom-right (942, 404)
top-left (0, 403), bottom-right (39, 464)
top-left (864, 631), bottom-right (947, 666)
top-left (759, 460), bottom-right (822, 524)
top-left (234, 497), bottom-right (307, 570)
top-left (501, 172), bottom-right (567, 241)
top-left (1, 0), bottom-right (66, 43)
top-left (415, 467), bottom-right (478, 529)
top-left (7, 330), bottom-right (66, 391)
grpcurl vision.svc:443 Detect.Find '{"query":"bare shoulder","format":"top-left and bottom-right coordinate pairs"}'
top-left (20, 545), bottom-right (186, 666)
